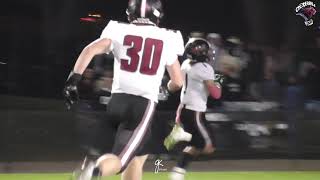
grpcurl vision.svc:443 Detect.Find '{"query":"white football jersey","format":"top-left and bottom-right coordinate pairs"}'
top-left (180, 59), bottom-right (215, 112)
top-left (100, 20), bottom-right (184, 102)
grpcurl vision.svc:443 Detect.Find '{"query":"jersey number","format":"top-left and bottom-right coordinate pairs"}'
top-left (120, 35), bottom-right (163, 75)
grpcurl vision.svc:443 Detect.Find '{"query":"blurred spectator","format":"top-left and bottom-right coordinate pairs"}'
top-left (301, 50), bottom-right (320, 111)
top-left (206, 33), bottom-right (226, 71)
top-left (218, 54), bottom-right (246, 101)
top-left (225, 36), bottom-right (250, 72)
top-left (259, 46), bottom-right (281, 101)
top-left (282, 74), bottom-right (305, 157)
top-left (243, 41), bottom-right (264, 84)
top-left (214, 36), bottom-right (253, 101)
top-left (244, 44), bottom-right (283, 102)
top-left (219, 54), bottom-right (241, 79)
top-left (189, 31), bottom-right (205, 38)
top-left (73, 54), bottom-right (114, 156)
top-left (282, 74), bottom-right (305, 110)
top-left (301, 36), bottom-right (320, 102)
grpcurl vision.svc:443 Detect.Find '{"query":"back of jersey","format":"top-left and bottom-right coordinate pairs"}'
top-left (180, 59), bottom-right (215, 112)
top-left (100, 20), bottom-right (184, 102)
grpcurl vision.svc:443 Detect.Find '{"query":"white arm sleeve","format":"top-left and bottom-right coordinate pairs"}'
top-left (166, 30), bottom-right (184, 65)
top-left (100, 20), bottom-right (117, 52)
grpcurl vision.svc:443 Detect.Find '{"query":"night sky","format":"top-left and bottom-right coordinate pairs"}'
top-left (3, 0), bottom-right (319, 45)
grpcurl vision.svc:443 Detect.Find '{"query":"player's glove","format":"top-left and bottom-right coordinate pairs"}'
top-left (214, 74), bottom-right (225, 88)
top-left (63, 71), bottom-right (82, 110)
top-left (158, 86), bottom-right (170, 101)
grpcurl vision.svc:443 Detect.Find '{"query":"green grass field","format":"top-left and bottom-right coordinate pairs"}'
top-left (0, 172), bottom-right (320, 180)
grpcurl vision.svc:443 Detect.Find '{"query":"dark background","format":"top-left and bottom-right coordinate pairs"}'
top-left (1, 0), bottom-right (319, 99)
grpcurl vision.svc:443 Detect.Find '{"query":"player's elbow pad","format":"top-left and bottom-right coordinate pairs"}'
top-left (208, 84), bottom-right (221, 99)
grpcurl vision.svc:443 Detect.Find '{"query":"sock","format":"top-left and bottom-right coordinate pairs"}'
top-left (176, 152), bottom-right (193, 169)
top-left (92, 167), bottom-right (101, 177)
top-left (171, 166), bottom-right (186, 175)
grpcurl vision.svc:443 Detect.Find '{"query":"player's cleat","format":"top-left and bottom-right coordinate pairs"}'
top-left (169, 167), bottom-right (186, 180)
top-left (71, 156), bottom-right (88, 180)
top-left (164, 124), bottom-right (192, 150)
top-left (75, 156), bottom-right (98, 180)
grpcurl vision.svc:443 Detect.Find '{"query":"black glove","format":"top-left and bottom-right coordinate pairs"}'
top-left (63, 71), bottom-right (82, 110)
top-left (214, 74), bottom-right (225, 87)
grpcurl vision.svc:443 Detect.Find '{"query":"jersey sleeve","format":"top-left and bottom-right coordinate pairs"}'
top-left (100, 20), bottom-right (117, 52)
top-left (181, 59), bottom-right (191, 73)
top-left (191, 63), bottom-right (215, 81)
top-left (166, 30), bottom-right (184, 65)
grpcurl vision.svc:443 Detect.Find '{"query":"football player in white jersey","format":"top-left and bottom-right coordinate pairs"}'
top-left (167, 38), bottom-right (223, 180)
top-left (63, 0), bottom-right (184, 179)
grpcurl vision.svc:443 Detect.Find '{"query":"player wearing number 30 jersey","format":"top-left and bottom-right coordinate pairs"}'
top-left (101, 20), bottom-right (184, 102)
top-left (62, 0), bottom-right (184, 179)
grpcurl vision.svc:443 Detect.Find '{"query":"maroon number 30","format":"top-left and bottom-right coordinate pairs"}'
top-left (120, 35), bottom-right (163, 75)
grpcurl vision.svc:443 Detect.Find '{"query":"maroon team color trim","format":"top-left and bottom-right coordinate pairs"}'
top-left (118, 100), bottom-right (155, 170)
top-left (195, 112), bottom-right (212, 145)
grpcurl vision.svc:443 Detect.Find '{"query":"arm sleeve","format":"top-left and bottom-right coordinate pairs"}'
top-left (180, 59), bottom-right (190, 73)
top-left (99, 20), bottom-right (117, 52)
top-left (166, 30), bottom-right (184, 65)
